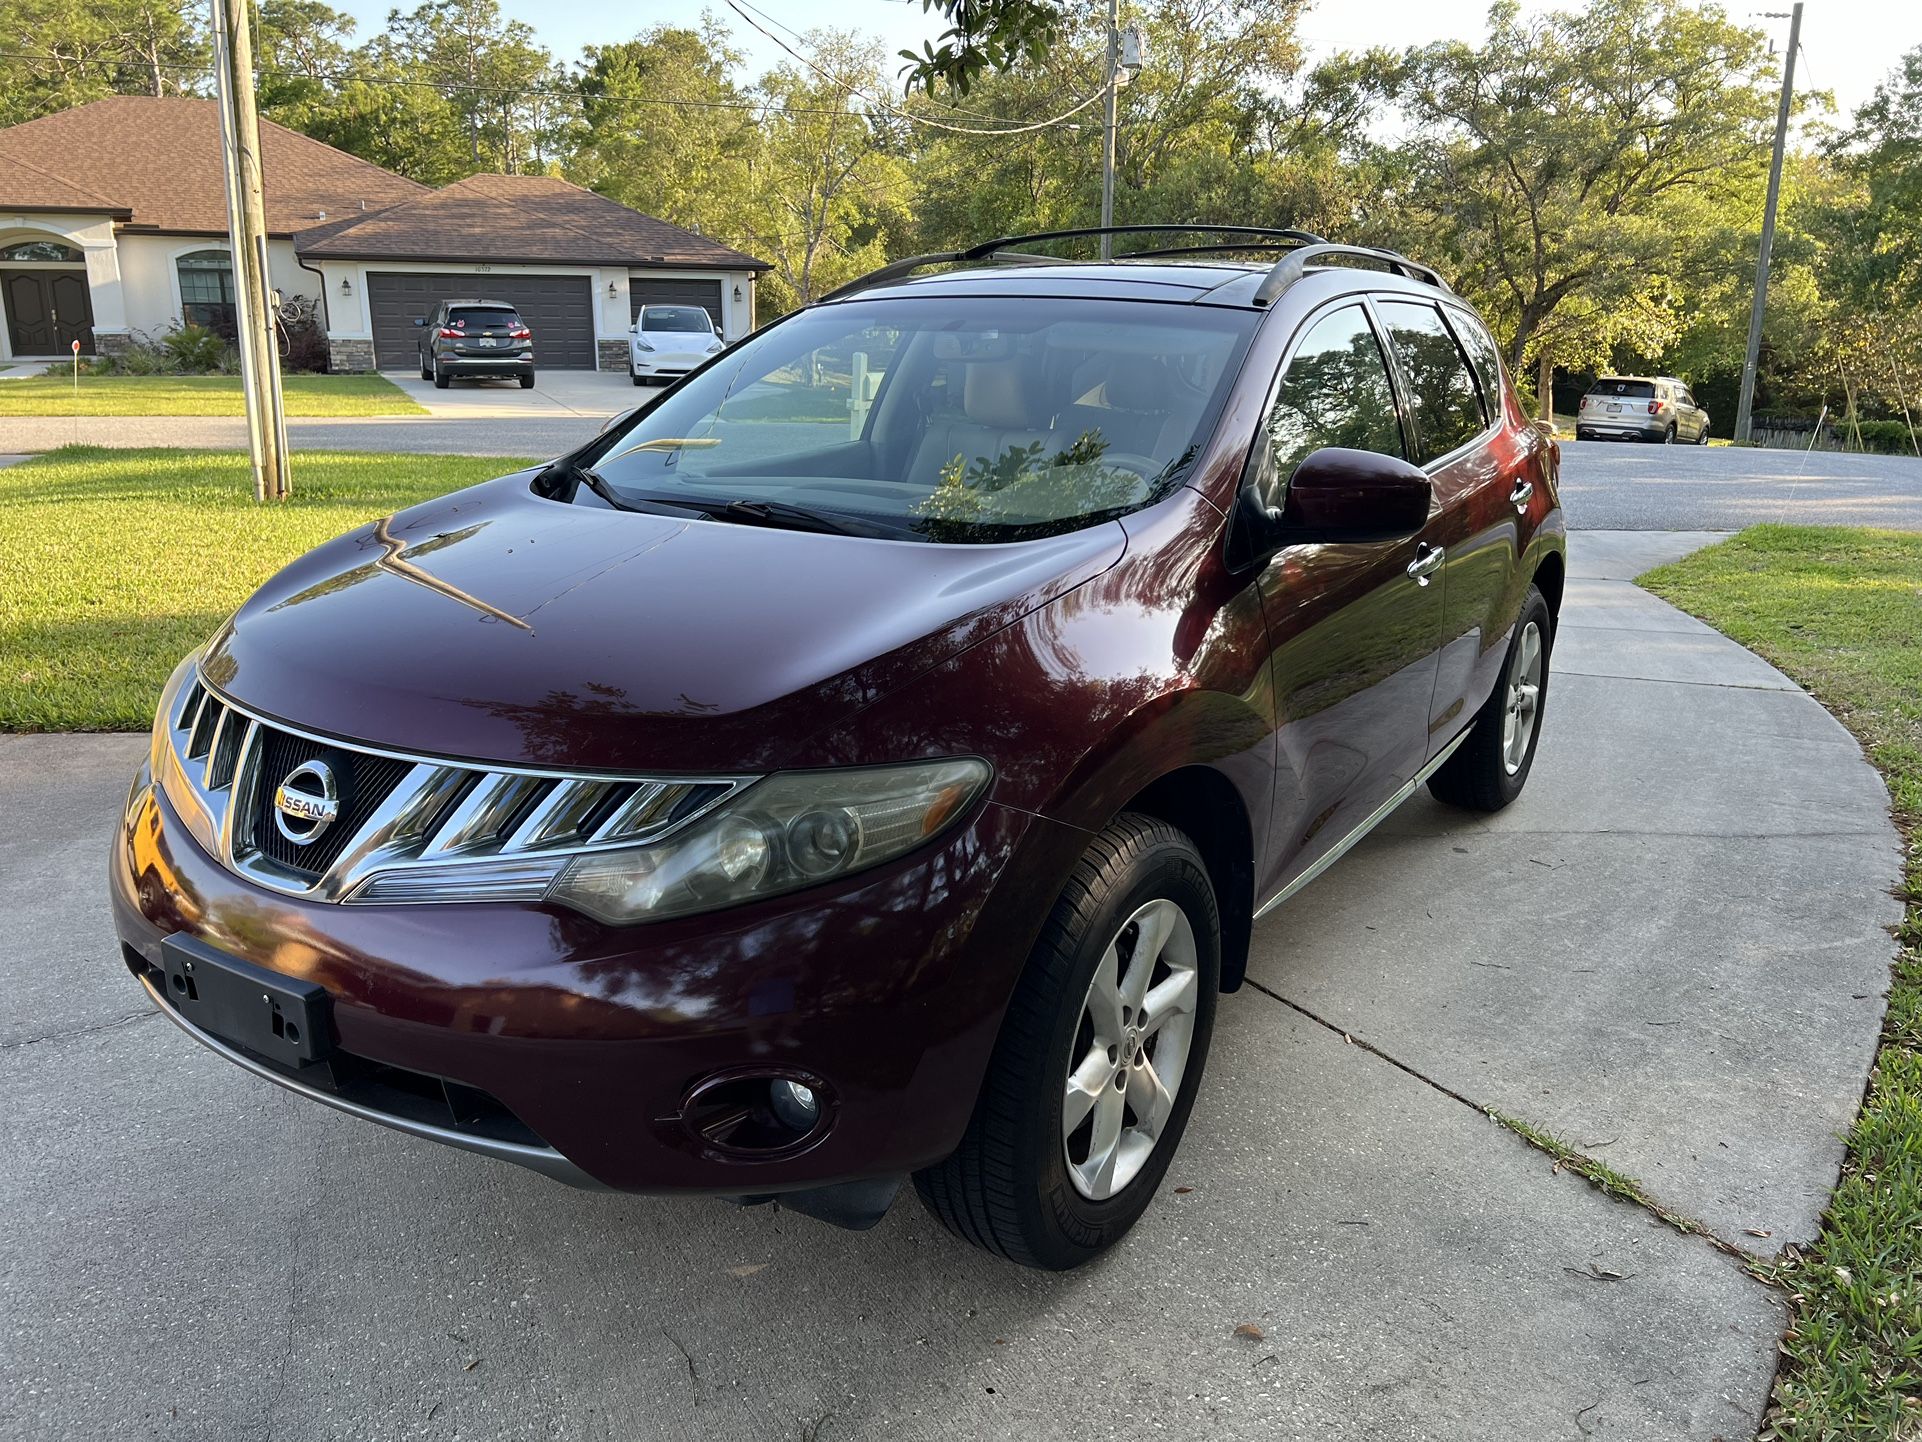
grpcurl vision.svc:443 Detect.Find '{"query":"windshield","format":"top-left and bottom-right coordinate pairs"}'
top-left (642, 306), bottom-right (714, 333)
top-left (587, 296), bottom-right (1257, 543)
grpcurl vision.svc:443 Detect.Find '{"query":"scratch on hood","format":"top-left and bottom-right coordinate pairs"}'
top-left (374, 516), bottom-right (534, 633)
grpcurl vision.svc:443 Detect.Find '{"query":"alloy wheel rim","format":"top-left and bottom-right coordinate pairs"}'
top-left (1062, 897), bottom-right (1199, 1201)
top-left (1502, 620), bottom-right (1544, 775)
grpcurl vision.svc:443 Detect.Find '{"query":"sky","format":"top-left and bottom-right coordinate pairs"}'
top-left (332, 0), bottom-right (1922, 128)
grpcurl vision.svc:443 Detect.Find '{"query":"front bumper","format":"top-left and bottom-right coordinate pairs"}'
top-left (630, 350), bottom-right (713, 378)
top-left (112, 774), bottom-right (1084, 1197)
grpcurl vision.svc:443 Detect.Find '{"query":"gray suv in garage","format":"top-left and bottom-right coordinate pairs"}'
top-left (414, 299), bottom-right (535, 389)
top-left (1576, 375), bottom-right (1710, 443)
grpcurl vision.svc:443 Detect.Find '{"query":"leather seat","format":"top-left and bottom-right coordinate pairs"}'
top-left (1060, 355), bottom-right (1190, 464)
top-left (909, 356), bottom-right (1058, 486)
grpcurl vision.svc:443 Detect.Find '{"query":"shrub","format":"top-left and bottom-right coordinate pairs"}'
top-left (161, 324), bottom-right (231, 373)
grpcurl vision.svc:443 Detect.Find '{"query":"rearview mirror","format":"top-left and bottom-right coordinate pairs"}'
top-left (1279, 447), bottom-right (1432, 543)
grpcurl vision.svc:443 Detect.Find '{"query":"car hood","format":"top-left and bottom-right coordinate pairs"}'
top-left (201, 472), bottom-right (1123, 773)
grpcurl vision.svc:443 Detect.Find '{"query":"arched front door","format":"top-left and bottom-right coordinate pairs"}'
top-left (3, 267), bottom-right (96, 354)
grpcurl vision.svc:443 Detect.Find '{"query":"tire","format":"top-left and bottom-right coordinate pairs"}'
top-left (631, 369), bottom-right (645, 387)
top-left (1428, 584), bottom-right (1553, 813)
top-left (1663, 424), bottom-right (1677, 444)
top-left (432, 362), bottom-right (450, 390)
top-left (520, 372), bottom-right (536, 390)
top-left (914, 814), bottom-right (1219, 1270)
top-left (1697, 424), bottom-right (1710, 446)
top-left (419, 355), bottom-right (432, 381)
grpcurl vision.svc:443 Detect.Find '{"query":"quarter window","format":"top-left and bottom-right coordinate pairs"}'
top-left (1253, 304), bottom-right (1404, 509)
top-left (176, 250), bottom-right (236, 335)
top-left (1378, 300), bottom-right (1487, 463)
top-left (1447, 308), bottom-right (1507, 422)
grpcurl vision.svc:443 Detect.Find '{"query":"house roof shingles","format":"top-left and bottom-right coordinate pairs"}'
top-left (293, 172), bottom-right (768, 271)
top-left (0, 97), bottom-right (766, 272)
top-left (0, 95), bottom-right (426, 234)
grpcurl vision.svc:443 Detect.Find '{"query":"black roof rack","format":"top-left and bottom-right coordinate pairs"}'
top-left (1251, 244), bottom-right (1451, 306)
top-left (816, 224), bottom-right (1329, 303)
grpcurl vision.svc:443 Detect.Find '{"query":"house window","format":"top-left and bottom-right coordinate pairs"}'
top-left (0, 240), bottom-right (82, 263)
top-left (176, 250), bottom-right (237, 335)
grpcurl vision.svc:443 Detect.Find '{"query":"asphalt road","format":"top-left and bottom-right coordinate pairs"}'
top-left (1557, 439), bottom-right (1922, 530)
top-left (7, 410), bottom-right (1922, 531)
top-left (1, 533), bottom-right (1901, 1440)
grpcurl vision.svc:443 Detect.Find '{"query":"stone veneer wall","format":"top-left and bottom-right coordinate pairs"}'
top-left (597, 339), bottom-right (629, 373)
top-left (328, 337), bottom-right (376, 373)
top-left (92, 331), bottom-right (134, 357)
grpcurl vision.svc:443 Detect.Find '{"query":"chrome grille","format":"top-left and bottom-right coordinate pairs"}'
top-left (158, 675), bottom-right (752, 904)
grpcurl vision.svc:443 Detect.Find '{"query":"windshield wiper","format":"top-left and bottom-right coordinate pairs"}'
top-left (709, 498), bottom-right (910, 539)
top-left (540, 458), bottom-right (638, 513)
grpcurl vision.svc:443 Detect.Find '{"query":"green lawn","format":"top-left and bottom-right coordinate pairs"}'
top-left (1642, 527), bottom-right (1922, 1439)
top-left (0, 447), bottom-right (535, 731)
top-left (0, 373), bottom-right (424, 417)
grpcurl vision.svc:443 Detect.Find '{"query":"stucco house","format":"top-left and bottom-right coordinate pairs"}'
top-left (0, 96), bottom-right (767, 372)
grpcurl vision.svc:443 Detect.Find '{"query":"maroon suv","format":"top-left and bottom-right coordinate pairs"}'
top-left (112, 226), bottom-right (1564, 1270)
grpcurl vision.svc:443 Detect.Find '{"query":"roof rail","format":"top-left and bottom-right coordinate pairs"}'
top-left (816, 224), bottom-right (1329, 303)
top-left (1252, 244), bottom-right (1451, 307)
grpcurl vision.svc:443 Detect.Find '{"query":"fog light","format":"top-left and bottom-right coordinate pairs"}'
top-left (770, 1079), bottom-right (820, 1131)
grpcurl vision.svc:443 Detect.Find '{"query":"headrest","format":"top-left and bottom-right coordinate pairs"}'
top-left (1101, 355), bottom-right (1175, 413)
top-left (963, 358), bottom-right (1046, 430)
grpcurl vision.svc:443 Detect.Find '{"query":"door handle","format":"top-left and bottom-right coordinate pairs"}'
top-left (1509, 480), bottom-right (1534, 512)
top-left (1406, 544), bottom-right (1444, 585)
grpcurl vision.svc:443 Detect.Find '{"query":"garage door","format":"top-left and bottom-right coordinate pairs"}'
top-left (630, 278), bottom-right (723, 332)
top-left (366, 272), bottom-right (596, 370)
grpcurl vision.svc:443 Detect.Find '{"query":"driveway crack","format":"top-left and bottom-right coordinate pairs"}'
top-left (0, 1007), bottom-right (157, 1051)
top-left (1243, 977), bottom-right (1765, 1267)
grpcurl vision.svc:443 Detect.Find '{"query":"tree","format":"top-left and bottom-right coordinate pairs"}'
top-left (384, 0), bottom-right (569, 173)
top-left (1389, 0), bottom-right (1780, 414)
top-left (0, 0), bottom-right (206, 126)
top-left (900, 0), bottom-right (1063, 95)
top-left (573, 22), bottom-right (760, 242)
top-left (748, 34), bottom-right (914, 312)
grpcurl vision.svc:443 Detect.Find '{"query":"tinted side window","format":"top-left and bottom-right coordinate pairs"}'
top-left (1253, 304), bottom-right (1403, 508)
top-left (1377, 300), bottom-right (1487, 463)
top-left (1448, 308), bottom-right (1507, 422)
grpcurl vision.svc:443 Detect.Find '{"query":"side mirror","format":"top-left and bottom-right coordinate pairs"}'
top-left (412, 317), bottom-right (427, 327)
top-left (1278, 447), bottom-right (1432, 543)
top-left (597, 405), bottom-right (639, 436)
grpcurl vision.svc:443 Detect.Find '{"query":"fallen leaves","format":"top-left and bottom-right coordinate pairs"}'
top-left (728, 1263), bottom-right (769, 1278)
top-left (1233, 1322), bottom-right (1265, 1342)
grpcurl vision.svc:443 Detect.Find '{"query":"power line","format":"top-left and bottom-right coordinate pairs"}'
top-left (723, 0), bottom-right (1108, 136)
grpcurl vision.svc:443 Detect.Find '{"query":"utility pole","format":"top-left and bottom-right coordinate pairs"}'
top-left (212, 0), bottom-right (291, 500)
top-left (1099, 0), bottom-right (1118, 260)
top-left (1733, 1), bottom-right (1802, 445)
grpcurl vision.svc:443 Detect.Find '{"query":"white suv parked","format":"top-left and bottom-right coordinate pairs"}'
top-left (629, 304), bottom-right (724, 386)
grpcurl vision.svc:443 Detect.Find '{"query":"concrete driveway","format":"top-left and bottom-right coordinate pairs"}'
top-left (0, 532), bottom-right (1900, 1440)
top-left (377, 368), bottom-right (639, 419)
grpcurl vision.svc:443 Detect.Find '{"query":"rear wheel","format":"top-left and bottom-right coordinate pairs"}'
top-left (432, 361), bottom-right (450, 390)
top-left (520, 371), bottom-right (536, 390)
top-left (1428, 584), bottom-right (1552, 813)
top-left (1663, 424), bottom-right (1677, 444)
top-left (914, 814), bottom-right (1219, 1270)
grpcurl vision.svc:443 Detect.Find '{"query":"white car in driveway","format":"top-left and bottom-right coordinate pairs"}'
top-left (629, 305), bottom-right (724, 385)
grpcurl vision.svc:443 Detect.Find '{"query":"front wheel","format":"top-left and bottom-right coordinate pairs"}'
top-left (1428, 584), bottom-right (1552, 813)
top-left (914, 815), bottom-right (1219, 1270)
top-left (1697, 424), bottom-right (1710, 446)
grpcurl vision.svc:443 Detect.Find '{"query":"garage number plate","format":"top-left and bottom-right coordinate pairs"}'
top-left (158, 934), bottom-right (332, 1066)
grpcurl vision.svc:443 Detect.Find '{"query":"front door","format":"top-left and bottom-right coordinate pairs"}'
top-left (2, 269), bottom-right (95, 354)
top-left (1249, 300), bottom-right (1446, 899)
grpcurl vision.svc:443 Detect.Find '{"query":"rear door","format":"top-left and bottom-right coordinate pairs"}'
top-left (1374, 298), bottom-right (1530, 757)
top-left (1249, 301), bottom-right (1446, 897)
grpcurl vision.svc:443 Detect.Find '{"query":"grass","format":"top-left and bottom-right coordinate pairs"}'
top-left (0, 373), bottom-right (424, 417)
top-left (1642, 526), bottom-right (1922, 1439)
top-left (0, 447), bottom-right (535, 731)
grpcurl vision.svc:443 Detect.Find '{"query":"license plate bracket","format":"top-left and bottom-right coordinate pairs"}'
top-left (158, 935), bottom-right (333, 1066)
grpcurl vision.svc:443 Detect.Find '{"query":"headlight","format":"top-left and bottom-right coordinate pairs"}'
top-left (635, 338), bottom-right (655, 351)
top-left (706, 339), bottom-right (724, 353)
top-left (545, 759), bottom-right (990, 925)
